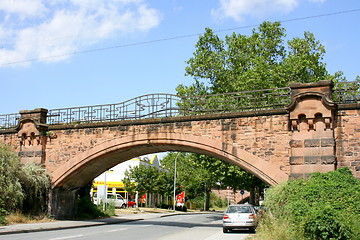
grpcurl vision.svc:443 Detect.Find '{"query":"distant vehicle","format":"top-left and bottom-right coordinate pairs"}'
top-left (93, 193), bottom-right (127, 208)
top-left (127, 199), bottom-right (137, 208)
top-left (222, 204), bottom-right (257, 233)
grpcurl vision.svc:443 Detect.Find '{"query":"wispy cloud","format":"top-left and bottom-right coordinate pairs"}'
top-left (212, 0), bottom-right (325, 22)
top-left (0, 0), bottom-right (162, 67)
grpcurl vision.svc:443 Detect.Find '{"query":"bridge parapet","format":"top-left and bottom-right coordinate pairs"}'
top-left (0, 80), bottom-right (358, 129)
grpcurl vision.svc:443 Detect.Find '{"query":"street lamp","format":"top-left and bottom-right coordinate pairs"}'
top-left (173, 152), bottom-right (180, 211)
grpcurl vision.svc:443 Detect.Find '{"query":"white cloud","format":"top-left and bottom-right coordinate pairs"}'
top-left (212, 0), bottom-right (325, 22)
top-left (0, 0), bottom-right (45, 18)
top-left (0, 0), bottom-right (162, 66)
top-left (308, 0), bottom-right (326, 3)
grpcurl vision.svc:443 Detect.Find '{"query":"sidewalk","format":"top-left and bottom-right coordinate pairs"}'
top-left (0, 212), bottom-right (181, 235)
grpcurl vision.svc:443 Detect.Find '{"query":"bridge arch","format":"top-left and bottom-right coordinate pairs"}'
top-left (51, 132), bottom-right (288, 190)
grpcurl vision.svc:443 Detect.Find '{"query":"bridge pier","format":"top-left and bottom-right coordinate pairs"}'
top-left (287, 81), bottom-right (337, 178)
top-left (16, 108), bottom-right (48, 165)
top-left (49, 187), bottom-right (79, 220)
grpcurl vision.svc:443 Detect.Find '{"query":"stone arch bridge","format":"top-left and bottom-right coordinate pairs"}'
top-left (0, 80), bottom-right (359, 219)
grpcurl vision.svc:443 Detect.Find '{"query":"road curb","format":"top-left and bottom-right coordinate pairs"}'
top-left (0, 211), bottom-right (209, 235)
top-left (0, 217), bottom-right (144, 236)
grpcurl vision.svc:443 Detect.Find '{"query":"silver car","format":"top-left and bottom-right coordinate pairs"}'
top-left (222, 204), bottom-right (257, 233)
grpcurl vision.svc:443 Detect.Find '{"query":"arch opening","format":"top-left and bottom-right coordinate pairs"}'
top-left (51, 133), bottom-right (288, 190)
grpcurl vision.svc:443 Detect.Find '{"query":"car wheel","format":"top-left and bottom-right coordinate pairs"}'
top-left (223, 228), bottom-right (227, 233)
top-left (121, 204), bottom-right (126, 208)
top-left (132, 204), bottom-right (136, 208)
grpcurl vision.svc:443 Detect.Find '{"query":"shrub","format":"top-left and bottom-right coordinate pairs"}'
top-left (76, 184), bottom-right (109, 219)
top-left (210, 193), bottom-right (227, 209)
top-left (76, 195), bottom-right (107, 219)
top-left (0, 144), bottom-right (23, 220)
top-left (103, 201), bottom-right (116, 216)
top-left (175, 205), bottom-right (187, 212)
top-left (258, 168), bottom-right (360, 240)
top-left (18, 163), bottom-right (51, 215)
top-left (256, 213), bottom-right (301, 240)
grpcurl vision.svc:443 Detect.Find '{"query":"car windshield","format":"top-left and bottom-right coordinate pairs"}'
top-left (226, 206), bottom-right (252, 213)
top-left (108, 194), bottom-right (116, 199)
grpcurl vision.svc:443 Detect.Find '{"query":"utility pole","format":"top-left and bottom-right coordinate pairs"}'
top-left (103, 170), bottom-right (107, 211)
top-left (204, 183), bottom-right (207, 211)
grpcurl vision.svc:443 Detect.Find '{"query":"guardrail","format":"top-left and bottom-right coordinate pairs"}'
top-left (0, 81), bottom-right (358, 130)
top-left (46, 93), bottom-right (180, 125)
top-left (333, 80), bottom-right (360, 104)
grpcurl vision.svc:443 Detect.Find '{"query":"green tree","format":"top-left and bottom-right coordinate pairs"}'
top-left (161, 152), bottom-right (266, 209)
top-left (122, 164), bottom-right (172, 206)
top-left (180, 21), bottom-right (342, 96)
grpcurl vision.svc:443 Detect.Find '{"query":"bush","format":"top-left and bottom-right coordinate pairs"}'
top-left (175, 205), bottom-right (187, 212)
top-left (18, 163), bottom-right (51, 215)
top-left (187, 196), bottom-right (205, 209)
top-left (0, 144), bottom-right (23, 220)
top-left (157, 203), bottom-right (170, 209)
top-left (210, 193), bottom-right (227, 209)
top-left (76, 184), bottom-right (110, 219)
top-left (0, 143), bottom-right (52, 223)
top-left (76, 195), bottom-right (107, 219)
top-left (258, 168), bottom-right (360, 240)
top-left (102, 201), bottom-right (116, 216)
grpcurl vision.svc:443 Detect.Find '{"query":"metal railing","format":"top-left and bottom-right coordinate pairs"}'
top-left (47, 94), bottom-right (180, 125)
top-left (0, 113), bottom-right (20, 129)
top-left (0, 81), bottom-right (358, 130)
top-left (333, 80), bottom-right (360, 104)
top-left (178, 87), bottom-right (291, 115)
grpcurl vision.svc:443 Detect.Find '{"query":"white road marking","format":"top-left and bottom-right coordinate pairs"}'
top-left (50, 235), bottom-right (84, 240)
top-left (139, 225), bottom-right (152, 227)
top-left (108, 228), bottom-right (128, 232)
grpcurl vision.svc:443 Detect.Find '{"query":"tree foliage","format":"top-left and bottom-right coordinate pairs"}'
top-left (122, 164), bottom-right (172, 197)
top-left (258, 168), bottom-right (360, 240)
top-left (161, 152), bottom-right (266, 208)
top-left (179, 21), bottom-right (342, 96)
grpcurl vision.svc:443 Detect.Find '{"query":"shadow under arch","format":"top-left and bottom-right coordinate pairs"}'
top-left (51, 133), bottom-right (288, 189)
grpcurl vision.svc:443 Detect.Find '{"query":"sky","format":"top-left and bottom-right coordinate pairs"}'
top-left (1, 0), bottom-right (359, 115)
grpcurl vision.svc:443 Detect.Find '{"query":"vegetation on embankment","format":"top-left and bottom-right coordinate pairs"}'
top-left (256, 167), bottom-right (360, 240)
top-left (0, 143), bottom-right (51, 225)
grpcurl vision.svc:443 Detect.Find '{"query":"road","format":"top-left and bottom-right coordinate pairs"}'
top-left (1, 212), bottom-right (253, 240)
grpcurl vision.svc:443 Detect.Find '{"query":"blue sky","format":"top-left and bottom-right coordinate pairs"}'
top-left (1, 0), bottom-right (359, 114)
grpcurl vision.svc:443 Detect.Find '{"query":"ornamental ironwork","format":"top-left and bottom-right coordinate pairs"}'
top-left (333, 80), bottom-right (360, 104)
top-left (47, 94), bottom-right (180, 125)
top-left (0, 81), bottom-right (358, 130)
top-left (0, 113), bottom-right (20, 130)
top-left (178, 87), bottom-right (291, 116)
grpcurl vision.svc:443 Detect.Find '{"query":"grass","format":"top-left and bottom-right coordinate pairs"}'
top-left (4, 211), bottom-right (53, 225)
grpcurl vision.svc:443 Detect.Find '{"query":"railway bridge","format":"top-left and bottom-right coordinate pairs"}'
top-left (0, 80), bottom-right (359, 219)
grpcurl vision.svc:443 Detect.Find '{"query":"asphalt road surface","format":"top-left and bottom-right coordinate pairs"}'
top-left (1, 212), bottom-right (253, 240)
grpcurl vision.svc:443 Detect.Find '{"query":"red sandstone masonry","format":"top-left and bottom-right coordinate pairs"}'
top-left (0, 82), bottom-right (359, 189)
top-left (335, 108), bottom-right (360, 179)
top-left (42, 113), bottom-right (290, 188)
